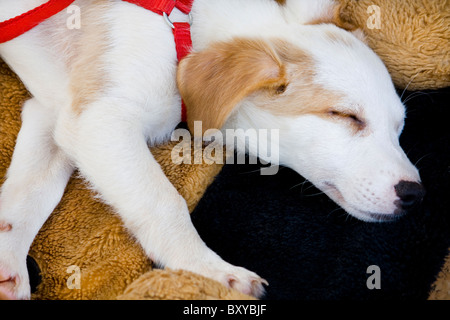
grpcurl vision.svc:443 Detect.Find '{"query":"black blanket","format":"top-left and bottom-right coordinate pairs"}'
top-left (191, 87), bottom-right (450, 300)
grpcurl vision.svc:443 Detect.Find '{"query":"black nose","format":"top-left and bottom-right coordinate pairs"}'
top-left (394, 180), bottom-right (426, 211)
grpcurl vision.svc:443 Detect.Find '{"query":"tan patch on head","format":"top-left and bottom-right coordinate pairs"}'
top-left (178, 37), bottom-right (366, 136)
top-left (274, 0), bottom-right (286, 5)
top-left (251, 40), bottom-right (343, 118)
top-left (256, 56), bottom-right (368, 136)
top-left (249, 41), bottom-right (367, 136)
top-left (70, 0), bottom-right (111, 114)
top-left (177, 38), bottom-right (353, 131)
top-left (178, 38), bottom-right (288, 134)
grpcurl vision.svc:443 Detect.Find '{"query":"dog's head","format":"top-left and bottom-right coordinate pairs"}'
top-left (177, 24), bottom-right (424, 222)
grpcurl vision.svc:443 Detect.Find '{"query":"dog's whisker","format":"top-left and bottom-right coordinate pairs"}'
top-left (301, 181), bottom-right (315, 194)
top-left (239, 164), bottom-right (285, 175)
top-left (290, 181), bottom-right (306, 190)
top-left (239, 168), bottom-right (267, 175)
top-left (300, 181), bottom-right (307, 193)
top-left (399, 73), bottom-right (419, 100)
top-left (344, 212), bottom-right (353, 223)
top-left (402, 91), bottom-right (425, 104)
top-left (302, 191), bottom-right (326, 197)
top-left (290, 180), bottom-right (313, 193)
top-left (326, 207), bottom-right (345, 218)
top-left (303, 183), bottom-right (315, 191)
top-left (414, 152), bottom-right (433, 167)
top-left (403, 90), bottom-right (439, 105)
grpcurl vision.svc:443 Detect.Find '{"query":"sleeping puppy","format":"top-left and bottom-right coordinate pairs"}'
top-left (0, 0), bottom-right (423, 299)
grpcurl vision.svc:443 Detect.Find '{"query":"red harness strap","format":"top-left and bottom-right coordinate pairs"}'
top-left (124, 0), bottom-right (193, 122)
top-left (173, 21), bottom-right (191, 123)
top-left (122, 0), bottom-right (193, 15)
top-left (0, 0), bottom-right (76, 43)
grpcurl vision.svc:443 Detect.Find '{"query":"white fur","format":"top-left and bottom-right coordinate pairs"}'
top-left (0, 0), bottom-right (420, 299)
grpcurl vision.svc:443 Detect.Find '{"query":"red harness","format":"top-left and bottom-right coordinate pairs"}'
top-left (0, 0), bottom-right (193, 122)
top-left (0, 0), bottom-right (76, 43)
top-left (124, 0), bottom-right (194, 122)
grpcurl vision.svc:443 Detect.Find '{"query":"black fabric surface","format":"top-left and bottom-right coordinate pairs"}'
top-left (191, 87), bottom-right (450, 300)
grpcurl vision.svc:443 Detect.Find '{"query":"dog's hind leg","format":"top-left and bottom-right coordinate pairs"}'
top-left (55, 99), bottom-right (266, 297)
top-left (0, 98), bottom-right (74, 299)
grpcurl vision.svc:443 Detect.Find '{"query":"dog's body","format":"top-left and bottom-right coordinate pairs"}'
top-left (0, 0), bottom-right (423, 299)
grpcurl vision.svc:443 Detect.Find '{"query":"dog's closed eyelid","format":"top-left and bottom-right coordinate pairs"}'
top-left (327, 110), bottom-right (366, 130)
top-left (328, 110), bottom-right (360, 121)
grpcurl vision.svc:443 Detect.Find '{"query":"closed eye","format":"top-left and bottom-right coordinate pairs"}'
top-left (327, 110), bottom-right (366, 131)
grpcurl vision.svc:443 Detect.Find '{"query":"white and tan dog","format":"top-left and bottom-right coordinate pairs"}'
top-left (0, 0), bottom-right (424, 299)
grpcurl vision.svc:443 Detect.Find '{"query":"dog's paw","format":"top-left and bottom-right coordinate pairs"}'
top-left (188, 263), bottom-right (268, 298)
top-left (0, 255), bottom-right (30, 300)
top-left (222, 267), bottom-right (268, 298)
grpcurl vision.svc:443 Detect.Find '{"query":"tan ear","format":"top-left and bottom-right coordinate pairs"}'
top-left (332, 2), bottom-right (358, 31)
top-left (306, 1), bottom-right (358, 31)
top-left (177, 38), bottom-right (287, 134)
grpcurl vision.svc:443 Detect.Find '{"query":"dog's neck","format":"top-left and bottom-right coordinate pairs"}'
top-left (190, 0), bottom-right (285, 51)
top-left (189, 0), bottom-right (336, 52)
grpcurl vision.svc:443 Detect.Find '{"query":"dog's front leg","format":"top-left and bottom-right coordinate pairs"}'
top-left (55, 102), bottom-right (266, 297)
top-left (0, 99), bottom-right (74, 300)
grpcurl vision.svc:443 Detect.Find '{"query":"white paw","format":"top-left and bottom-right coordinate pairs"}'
top-left (0, 253), bottom-right (31, 300)
top-left (187, 262), bottom-right (268, 298)
top-left (221, 266), bottom-right (268, 298)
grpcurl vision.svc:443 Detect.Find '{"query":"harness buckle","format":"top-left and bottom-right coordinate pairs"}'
top-left (163, 11), bottom-right (193, 29)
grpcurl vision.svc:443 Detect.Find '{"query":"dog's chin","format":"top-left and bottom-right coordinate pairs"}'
top-left (321, 182), bottom-right (403, 223)
top-left (345, 207), bottom-right (404, 223)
